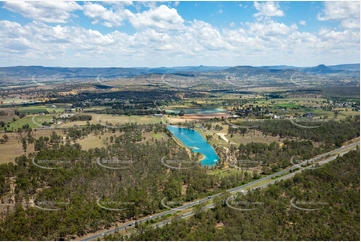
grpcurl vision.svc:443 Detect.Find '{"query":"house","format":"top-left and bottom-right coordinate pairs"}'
top-left (59, 113), bottom-right (75, 118)
top-left (302, 112), bottom-right (316, 118)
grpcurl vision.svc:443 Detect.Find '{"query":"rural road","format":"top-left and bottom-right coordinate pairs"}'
top-left (79, 141), bottom-right (359, 241)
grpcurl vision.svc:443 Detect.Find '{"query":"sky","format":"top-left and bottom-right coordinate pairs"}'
top-left (0, 1), bottom-right (359, 67)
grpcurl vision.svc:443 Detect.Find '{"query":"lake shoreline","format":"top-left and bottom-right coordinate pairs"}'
top-left (167, 125), bottom-right (219, 166)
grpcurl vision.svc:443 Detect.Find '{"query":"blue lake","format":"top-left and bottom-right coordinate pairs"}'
top-left (167, 125), bottom-right (219, 166)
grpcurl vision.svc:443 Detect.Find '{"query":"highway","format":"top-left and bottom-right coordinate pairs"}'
top-left (79, 141), bottom-right (359, 241)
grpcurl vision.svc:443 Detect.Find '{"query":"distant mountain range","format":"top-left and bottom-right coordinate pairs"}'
top-left (223, 64), bottom-right (360, 75)
top-left (0, 64), bottom-right (359, 81)
top-left (259, 64), bottom-right (360, 72)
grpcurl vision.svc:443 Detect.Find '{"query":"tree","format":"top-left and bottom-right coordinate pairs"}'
top-left (3, 134), bottom-right (8, 143)
top-left (21, 138), bottom-right (27, 152)
top-left (178, 110), bottom-right (185, 116)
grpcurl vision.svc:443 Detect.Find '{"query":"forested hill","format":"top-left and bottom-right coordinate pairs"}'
top-left (117, 150), bottom-right (360, 241)
top-left (0, 64), bottom-right (358, 81)
top-left (0, 65), bottom-right (229, 80)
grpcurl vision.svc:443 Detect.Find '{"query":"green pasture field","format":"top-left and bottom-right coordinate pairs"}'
top-left (17, 106), bottom-right (48, 114)
top-left (46, 107), bottom-right (65, 113)
top-left (82, 106), bottom-right (109, 112)
top-left (271, 97), bottom-right (326, 103)
top-left (16, 105), bottom-right (65, 114)
top-left (165, 105), bottom-right (197, 109)
top-left (1, 114), bottom-right (58, 131)
top-left (0, 98), bottom-right (27, 104)
top-left (2, 116), bottom-right (39, 130)
top-left (270, 103), bottom-right (304, 109)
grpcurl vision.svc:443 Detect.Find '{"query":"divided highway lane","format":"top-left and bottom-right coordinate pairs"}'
top-left (227, 142), bottom-right (358, 194)
top-left (80, 141), bottom-right (359, 241)
top-left (81, 200), bottom-right (212, 241)
top-left (123, 204), bottom-right (216, 239)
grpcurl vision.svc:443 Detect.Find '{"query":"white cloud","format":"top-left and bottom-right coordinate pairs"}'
top-left (299, 20), bottom-right (306, 26)
top-left (102, 1), bottom-right (133, 7)
top-left (253, 2), bottom-right (284, 20)
top-left (3, 1), bottom-right (82, 23)
top-left (318, 28), bottom-right (359, 43)
top-left (0, 4), bottom-right (359, 68)
top-left (317, 1), bottom-right (360, 29)
top-left (222, 28), bottom-right (250, 48)
top-left (82, 2), bottom-right (183, 30)
top-left (340, 18), bottom-right (360, 29)
top-left (247, 20), bottom-right (298, 37)
top-left (83, 2), bottom-right (132, 27)
top-left (129, 5), bottom-right (184, 31)
top-left (218, 9), bottom-right (223, 14)
top-left (186, 20), bottom-right (233, 51)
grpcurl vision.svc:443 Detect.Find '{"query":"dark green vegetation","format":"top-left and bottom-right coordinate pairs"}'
top-left (0, 123), bottom-right (255, 240)
top-left (0, 115), bottom-right (359, 240)
top-left (111, 150), bottom-right (360, 241)
top-left (0, 63), bottom-right (359, 240)
top-left (218, 116), bottom-right (359, 177)
top-left (228, 115), bottom-right (360, 147)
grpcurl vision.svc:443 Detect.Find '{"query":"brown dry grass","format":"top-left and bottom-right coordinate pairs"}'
top-left (77, 133), bottom-right (112, 150)
top-left (0, 133), bottom-right (35, 164)
top-left (0, 129), bottom-right (65, 164)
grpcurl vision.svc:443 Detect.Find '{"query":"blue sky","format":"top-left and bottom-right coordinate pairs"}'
top-left (0, 1), bottom-right (359, 67)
